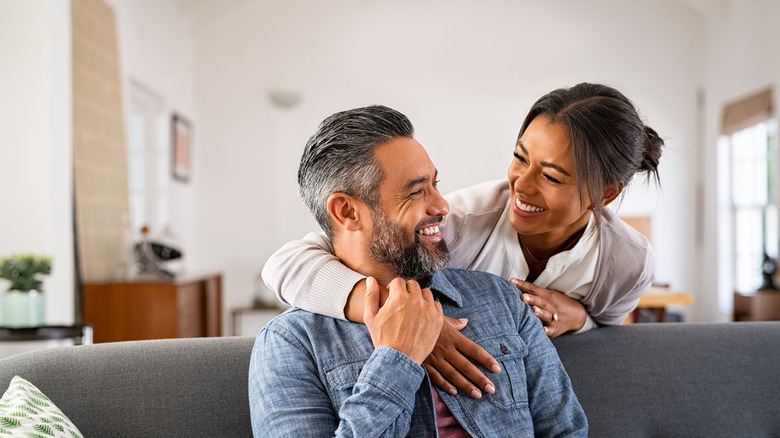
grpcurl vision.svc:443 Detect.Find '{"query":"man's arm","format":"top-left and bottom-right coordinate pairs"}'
top-left (249, 278), bottom-right (443, 437)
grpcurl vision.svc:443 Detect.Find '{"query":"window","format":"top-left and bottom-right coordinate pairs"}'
top-left (127, 82), bottom-right (166, 242)
top-left (729, 120), bottom-right (778, 294)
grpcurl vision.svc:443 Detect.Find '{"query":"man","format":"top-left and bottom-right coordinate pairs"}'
top-left (248, 105), bottom-right (587, 437)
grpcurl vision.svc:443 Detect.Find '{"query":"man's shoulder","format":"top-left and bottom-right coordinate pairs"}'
top-left (439, 267), bottom-right (511, 283)
top-left (435, 268), bottom-right (518, 298)
top-left (263, 307), bottom-right (344, 335)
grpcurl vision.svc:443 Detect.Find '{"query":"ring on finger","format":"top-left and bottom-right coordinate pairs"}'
top-left (552, 313), bottom-right (559, 322)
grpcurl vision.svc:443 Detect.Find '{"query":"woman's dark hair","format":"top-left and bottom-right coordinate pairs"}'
top-left (517, 83), bottom-right (663, 223)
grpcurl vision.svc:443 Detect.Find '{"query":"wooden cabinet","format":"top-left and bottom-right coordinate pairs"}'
top-left (83, 273), bottom-right (221, 343)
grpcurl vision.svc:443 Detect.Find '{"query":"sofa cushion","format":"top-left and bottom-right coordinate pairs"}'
top-left (0, 375), bottom-right (84, 437)
top-left (0, 336), bottom-right (255, 437)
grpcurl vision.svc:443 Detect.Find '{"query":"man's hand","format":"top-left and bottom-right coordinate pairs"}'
top-left (424, 317), bottom-right (501, 399)
top-left (364, 277), bottom-right (444, 365)
top-left (510, 278), bottom-right (587, 337)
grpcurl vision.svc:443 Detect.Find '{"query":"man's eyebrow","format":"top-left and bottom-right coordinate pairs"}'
top-left (402, 169), bottom-right (438, 192)
top-left (515, 141), bottom-right (571, 177)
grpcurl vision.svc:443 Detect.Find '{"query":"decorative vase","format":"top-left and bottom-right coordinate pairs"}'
top-left (2, 289), bottom-right (45, 328)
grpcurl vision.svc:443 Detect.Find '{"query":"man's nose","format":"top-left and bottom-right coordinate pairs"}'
top-left (427, 190), bottom-right (450, 216)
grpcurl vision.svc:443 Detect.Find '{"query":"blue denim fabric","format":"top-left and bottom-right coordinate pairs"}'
top-left (249, 268), bottom-right (587, 437)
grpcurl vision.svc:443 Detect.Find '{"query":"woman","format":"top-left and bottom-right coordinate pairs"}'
top-left (263, 82), bottom-right (663, 396)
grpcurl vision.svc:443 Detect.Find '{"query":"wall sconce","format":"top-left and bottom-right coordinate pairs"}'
top-left (268, 90), bottom-right (302, 109)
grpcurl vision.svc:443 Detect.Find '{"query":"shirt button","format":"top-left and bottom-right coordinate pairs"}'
top-left (500, 346), bottom-right (509, 354)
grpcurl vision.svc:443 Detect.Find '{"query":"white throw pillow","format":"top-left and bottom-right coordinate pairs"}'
top-left (0, 375), bottom-right (84, 437)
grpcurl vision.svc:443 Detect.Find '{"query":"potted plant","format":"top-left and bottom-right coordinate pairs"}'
top-left (0, 254), bottom-right (52, 328)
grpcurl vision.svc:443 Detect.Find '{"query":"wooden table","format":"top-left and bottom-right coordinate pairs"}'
top-left (624, 286), bottom-right (694, 324)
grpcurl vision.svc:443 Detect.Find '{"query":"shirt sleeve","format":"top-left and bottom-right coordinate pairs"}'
top-left (261, 232), bottom-right (365, 319)
top-left (249, 327), bottom-right (425, 437)
top-left (517, 303), bottom-right (589, 436)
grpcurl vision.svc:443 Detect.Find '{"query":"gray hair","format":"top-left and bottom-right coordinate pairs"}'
top-left (297, 105), bottom-right (415, 239)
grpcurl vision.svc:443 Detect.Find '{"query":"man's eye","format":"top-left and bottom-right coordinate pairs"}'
top-left (410, 189), bottom-right (424, 197)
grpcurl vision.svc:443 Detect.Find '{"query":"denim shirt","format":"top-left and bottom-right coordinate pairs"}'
top-left (249, 268), bottom-right (588, 437)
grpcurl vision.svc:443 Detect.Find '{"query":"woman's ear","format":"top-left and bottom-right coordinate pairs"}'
top-left (601, 182), bottom-right (624, 207)
top-left (327, 193), bottom-right (365, 232)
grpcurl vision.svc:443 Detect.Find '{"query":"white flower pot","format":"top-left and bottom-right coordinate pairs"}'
top-left (2, 290), bottom-right (45, 328)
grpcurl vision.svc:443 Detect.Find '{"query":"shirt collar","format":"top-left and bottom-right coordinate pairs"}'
top-left (427, 270), bottom-right (464, 308)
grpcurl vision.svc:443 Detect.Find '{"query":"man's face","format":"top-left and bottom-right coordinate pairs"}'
top-left (367, 137), bottom-right (451, 279)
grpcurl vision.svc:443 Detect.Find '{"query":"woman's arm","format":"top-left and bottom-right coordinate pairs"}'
top-left (261, 232), bottom-right (365, 319)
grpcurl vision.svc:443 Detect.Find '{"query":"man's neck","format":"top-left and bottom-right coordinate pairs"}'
top-left (333, 237), bottom-right (398, 286)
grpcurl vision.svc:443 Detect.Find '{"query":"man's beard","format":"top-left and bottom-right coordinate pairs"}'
top-left (368, 210), bottom-right (450, 280)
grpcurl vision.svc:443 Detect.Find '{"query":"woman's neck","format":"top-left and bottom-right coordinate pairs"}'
top-left (518, 213), bottom-right (591, 269)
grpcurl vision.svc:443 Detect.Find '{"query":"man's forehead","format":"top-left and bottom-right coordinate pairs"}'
top-left (374, 137), bottom-right (436, 187)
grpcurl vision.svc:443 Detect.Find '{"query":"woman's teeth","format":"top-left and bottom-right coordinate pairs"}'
top-left (417, 225), bottom-right (440, 235)
top-left (515, 198), bottom-right (545, 213)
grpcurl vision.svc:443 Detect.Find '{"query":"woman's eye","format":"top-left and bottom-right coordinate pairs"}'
top-left (544, 174), bottom-right (562, 184)
top-left (513, 152), bottom-right (527, 164)
top-left (410, 189), bottom-right (424, 197)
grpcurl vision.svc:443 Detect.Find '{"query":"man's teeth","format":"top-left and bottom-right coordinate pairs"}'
top-left (515, 198), bottom-right (545, 213)
top-left (417, 225), bottom-right (440, 235)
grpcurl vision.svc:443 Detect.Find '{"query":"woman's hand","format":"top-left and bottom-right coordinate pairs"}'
top-left (423, 317), bottom-right (501, 399)
top-left (510, 278), bottom-right (587, 337)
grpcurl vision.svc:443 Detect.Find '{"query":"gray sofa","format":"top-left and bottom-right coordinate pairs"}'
top-left (0, 322), bottom-right (778, 437)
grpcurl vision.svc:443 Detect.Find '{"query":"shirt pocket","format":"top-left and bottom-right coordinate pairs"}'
top-left (478, 334), bottom-right (529, 410)
top-left (323, 359), bottom-right (365, 407)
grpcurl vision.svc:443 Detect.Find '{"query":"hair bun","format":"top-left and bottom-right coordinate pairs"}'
top-left (640, 125), bottom-right (663, 179)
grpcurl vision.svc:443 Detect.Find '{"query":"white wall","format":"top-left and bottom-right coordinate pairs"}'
top-left (0, 0), bottom-right (73, 325)
top-left (105, 0), bottom-right (197, 255)
top-left (2, 0), bottom-right (777, 331)
top-left (189, 0), bottom-right (706, 323)
top-left (700, 0), bottom-right (780, 322)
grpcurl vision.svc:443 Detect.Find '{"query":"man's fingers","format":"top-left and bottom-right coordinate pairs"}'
top-left (421, 286), bottom-right (435, 302)
top-left (364, 276), bottom-right (380, 323)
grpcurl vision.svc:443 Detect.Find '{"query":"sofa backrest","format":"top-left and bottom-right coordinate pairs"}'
top-left (1, 322), bottom-right (779, 437)
top-left (0, 336), bottom-right (256, 437)
top-left (552, 321), bottom-right (780, 437)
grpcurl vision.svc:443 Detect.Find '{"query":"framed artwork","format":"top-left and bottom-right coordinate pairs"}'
top-left (171, 113), bottom-right (192, 182)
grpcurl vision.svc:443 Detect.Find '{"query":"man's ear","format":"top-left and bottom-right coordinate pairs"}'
top-left (327, 193), bottom-right (366, 232)
top-left (601, 182), bottom-right (624, 207)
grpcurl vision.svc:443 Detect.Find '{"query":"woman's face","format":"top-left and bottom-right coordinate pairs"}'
top-left (507, 115), bottom-right (592, 241)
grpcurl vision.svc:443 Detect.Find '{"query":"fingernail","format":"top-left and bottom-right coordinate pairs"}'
top-left (470, 389), bottom-right (482, 399)
top-left (534, 307), bottom-right (541, 315)
top-left (510, 278), bottom-right (520, 285)
top-left (491, 364), bottom-right (501, 373)
top-left (522, 294), bottom-right (531, 302)
top-left (448, 387), bottom-right (457, 395)
top-left (484, 384), bottom-right (495, 394)
top-left (459, 318), bottom-right (468, 324)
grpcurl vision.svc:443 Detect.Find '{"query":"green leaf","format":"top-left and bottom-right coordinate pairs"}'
top-left (33, 423), bottom-right (55, 435)
top-left (0, 418), bottom-right (20, 428)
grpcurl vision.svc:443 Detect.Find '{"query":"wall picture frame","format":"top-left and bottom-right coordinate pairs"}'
top-left (171, 113), bottom-right (192, 182)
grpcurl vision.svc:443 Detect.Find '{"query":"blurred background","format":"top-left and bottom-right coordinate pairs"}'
top-left (1, 0), bottom-right (778, 336)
